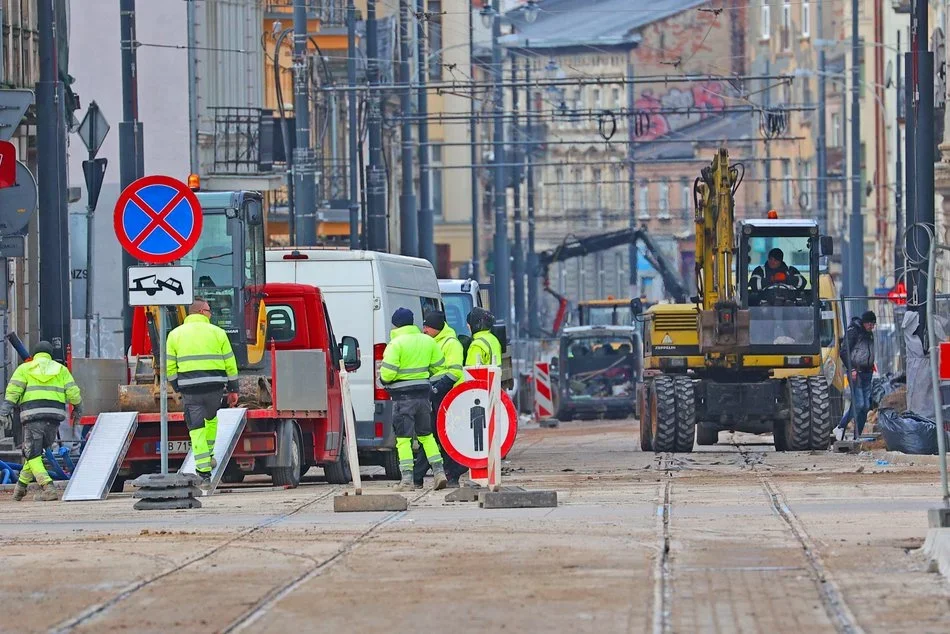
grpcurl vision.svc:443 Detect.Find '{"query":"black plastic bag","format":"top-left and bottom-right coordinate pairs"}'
top-left (876, 408), bottom-right (948, 455)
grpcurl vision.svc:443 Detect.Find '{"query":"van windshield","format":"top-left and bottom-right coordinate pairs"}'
top-left (443, 293), bottom-right (473, 335)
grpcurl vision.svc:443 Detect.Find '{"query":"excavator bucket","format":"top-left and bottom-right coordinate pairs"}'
top-left (119, 375), bottom-right (272, 413)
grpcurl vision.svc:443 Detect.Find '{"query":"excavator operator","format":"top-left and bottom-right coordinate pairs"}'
top-left (749, 248), bottom-right (806, 299)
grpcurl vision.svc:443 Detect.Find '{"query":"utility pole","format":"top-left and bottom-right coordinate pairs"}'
top-left (468, 3), bottom-right (480, 279)
top-left (293, 0), bottom-right (316, 247)
top-left (910, 0), bottom-right (935, 317)
top-left (397, 0), bottom-right (417, 256)
top-left (36, 0), bottom-right (70, 361)
top-left (417, 0), bottom-right (434, 265)
top-left (511, 57), bottom-right (525, 334)
top-left (490, 0), bottom-right (509, 325)
top-left (186, 0), bottom-right (199, 174)
top-left (846, 0), bottom-right (865, 301)
top-left (764, 59), bottom-right (772, 209)
top-left (347, 0), bottom-right (360, 249)
top-left (366, 0), bottom-right (388, 252)
top-left (895, 33), bottom-right (903, 284)
top-left (816, 0), bottom-right (828, 231)
top-left (626, 61), bottom-right (637, 294)
top-left (526, 60), bottom-right (539, 337)
top-left (119, 0), bottom-right (144, 355)
top-left (905, 50), bottom-right (917, 299)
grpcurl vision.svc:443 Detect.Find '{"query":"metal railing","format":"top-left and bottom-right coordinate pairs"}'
top-left (317, 158), bottom-right (349, 203)
top-left (209, 107), bottom-right (275, 175)
top-left (264, 0), bottom-right (348, 26)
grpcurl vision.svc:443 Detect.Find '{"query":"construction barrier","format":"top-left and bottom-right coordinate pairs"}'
top-left (534, 362), bottom-right (554, 421)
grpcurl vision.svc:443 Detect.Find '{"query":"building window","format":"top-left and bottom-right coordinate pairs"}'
top-left (781, 1), bottom-right (791, 50)
top-left (592, 88), bottom-right (601, 109)
top-left (613, 164), bottom-right (624, 208)
top-left (802, 77), bottom-right (812, 105)
top-left (782, 159), bottom-right (792, 206)
top-left (428, 0), bottom-right (443, 80)
top-left (555, 165), bottom-right (566, 210)
top-left (800, 160), bottom-right (812, 209)
top-left (574, 167), bottom-right (585, 208)
top-left (801, 1), bottom-right (810, 38)
top-left (612, 87), bottom-right (621, 108)
top-left (592, 168), bottom-right (603, 210)
top-left (638, 182), bottom-right (650, 220)
top-left (761, 1), bottom-right (770, 40)
top-left (831, 113), bottom-right (842, 146)
top-left (658, 181), bottom-right (670, 219)
top-left (431, 145), bottom-right (444, 217)
top-left (681, 180), bottom-right (691, 220)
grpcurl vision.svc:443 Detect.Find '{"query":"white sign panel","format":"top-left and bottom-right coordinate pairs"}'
top-left (440, 383), bottom-right (514, 462)
top-left (127, 265), bottom-right (194, 306)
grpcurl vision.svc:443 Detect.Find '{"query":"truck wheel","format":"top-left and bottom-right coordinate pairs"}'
top-left (652, 376), bottom-right (677, 452)
top-left (110, 476), bottom-right (127, 494)
top-left (324, 420), bottom-right (353, 485)
top-left (808, 376), bottom-right (833, 450)
top-left (696, 422), bottom-right (718, 446)
top-left (382, 450), bottom-right (401, 480)
top-left (639, 382), bottom-right (654, 451)
top-left (780, 377), bottom-right (812, 451)
top-left (673, 377), bottom-right (696, 453)
top-left (272, 423), bottom-right (303, 488)
top-left (221, 467), bottom-right (246, 484)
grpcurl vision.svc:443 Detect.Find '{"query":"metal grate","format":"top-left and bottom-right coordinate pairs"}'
top-left (210, 107), bottom-right (275, 175)
top-left (264, 0), bottom-right (348, 26)
top-left (653, 312), bottom-right (698, 332)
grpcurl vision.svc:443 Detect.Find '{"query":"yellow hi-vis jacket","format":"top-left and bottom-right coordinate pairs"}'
top-left (380, 325), bottom-right (444, 394)
top-left (431, 324), bottom-right (464, 386)
top-left (167, 314), bottom-right (239, 393)
top-left (5, 353), bottom-right (82, 422)
top-left (466, 329), bottom-right (502, 367)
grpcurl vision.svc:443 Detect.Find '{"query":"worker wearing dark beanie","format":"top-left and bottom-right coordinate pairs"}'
top-left (391, 307), bottom-right (414, 327)
top-left (423, 311), bottom-right (446, 331)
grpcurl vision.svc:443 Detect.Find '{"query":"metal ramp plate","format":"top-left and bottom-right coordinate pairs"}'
top-left (178, 408), bottom-right (247, 496)
top-left (62, 412), bottom-right (138, 502)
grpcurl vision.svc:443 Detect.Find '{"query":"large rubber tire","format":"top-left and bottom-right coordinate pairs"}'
top-left (221, 465), bottom-right (246, 484)
top-left (673, 377), bottom-right (696, 453)
top-left (653, 376), bottom-right (677, 452)
top-left (110, 476), bottom-right (127, 494)
top-left (781, 377), bottom-right (812, 451)
top-left (272, 423), bottom-right (303, 488)
top-left (639, 383), bottom-right (654, 451)
top-left (696, 422), bottom-right (719, 446)
top-left (808, 376), bottom-right (833, 450)
top-left (324, 421), bottom-right (353, 485)
top-left (382, 449), bottom-right (401, 480)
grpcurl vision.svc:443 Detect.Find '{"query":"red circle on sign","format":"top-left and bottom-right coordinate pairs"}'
top-left (437, 380), bottom-right (518, 469)
top-left (113, 175), bottom-right (203, 264)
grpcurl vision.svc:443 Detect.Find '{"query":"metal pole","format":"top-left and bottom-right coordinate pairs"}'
top-left (925, 242), bottom-right (949, 506)
top-left (186, 0), bottom-right (199, 174)
top-left (905, 51), bottom-right (917, 303)
top-left (347, 1), bottom-right (360, 249)
top-left (366, 0), bottom-right (388, 252)
top-left (764, 59), bottom-right (772, 209)
top-left (626, 61), bottom-right (637, 292)
top-left (469, 5), bottom-right (480, 279)
top-left (159, 308), bottom-right (168, 474)
top-left (526, 60), bottom-right (539, 338)
top-left (490, 0), bottom-right (510, 325)
top-left (511, 57), bottom-right (525, 334)
top-left (816, 0), bottom-right (828, 231)
top-left (912, 0), bottom-right (935, 327)
top-left (84, 108), bottom-right (97, 359)
top-left (417, 0), bottom-right (434, 265)
top-left (37, 0), bottom-right (70, 362)
top-left (398, 0), bottom-right (417, 256)
top-left (119, 0), bottom-right (143, 355)
top-left (895, 33), bottom-right (903, 285)
top-left (293, 0), bottom-right (316, 246)
top-left (847, 0), bottom-right (865, 300)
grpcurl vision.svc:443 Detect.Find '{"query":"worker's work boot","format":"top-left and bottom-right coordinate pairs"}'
top-left (431, 463), bottom-right (448, 491)
top-left (197, 471), bottom-right (213, 493)
top-left (12, 481), bottom-right (28, 502)
top-left (210, 457), bottom-right (218, 470)
top-left (33, 483), bottom-right (59, 502)
top-left (393, 471), bottom-right (415, 492)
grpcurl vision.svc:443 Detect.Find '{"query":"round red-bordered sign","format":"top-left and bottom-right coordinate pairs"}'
top-left (437, 380), bottom-right (518, 469)
top-left (113, 175), bottom-right (203, 264)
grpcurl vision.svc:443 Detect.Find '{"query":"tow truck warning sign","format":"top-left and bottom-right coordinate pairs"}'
top-left (127, 265), bottom-right (194, 306)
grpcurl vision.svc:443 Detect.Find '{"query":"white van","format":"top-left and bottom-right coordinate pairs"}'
top-left (267, 249), bottom-right (442, 478)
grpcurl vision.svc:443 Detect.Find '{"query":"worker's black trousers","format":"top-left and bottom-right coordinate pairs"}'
top-left (413, 391), bottom-right (463, 484)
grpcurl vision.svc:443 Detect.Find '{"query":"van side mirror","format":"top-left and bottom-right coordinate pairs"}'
top-left (340, 335), bottom-right (361, 372)
top-left (630, 298), bottom-right (643, 316)
top-left (819, 235), bottom-right (834, 257)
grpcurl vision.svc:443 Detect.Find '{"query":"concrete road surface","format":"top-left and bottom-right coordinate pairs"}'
top-left (1, 419), bottom-right (949, 633)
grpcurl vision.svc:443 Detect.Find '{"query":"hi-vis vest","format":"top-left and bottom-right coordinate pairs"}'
top-left (5, 353), bottom-right (82, 422)
top-left (166, 314), bottom-right (240, 392)
top-left (466, 330), bottom-right (502, 367)
top-left (380, 324), bottom-right (444, 393)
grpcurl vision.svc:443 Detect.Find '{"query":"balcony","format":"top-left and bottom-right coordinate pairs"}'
top-left (264, 0), bottom-right (348, 27)
top-left (317, 158), bottom-right (349, 204)
top-left (209, 107), bottom-right (276, 176)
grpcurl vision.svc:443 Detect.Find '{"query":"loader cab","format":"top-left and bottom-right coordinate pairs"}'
top-left (178, 190), bottom-right (267, 369)
top-left (737, 220), bottom-right (825, 354)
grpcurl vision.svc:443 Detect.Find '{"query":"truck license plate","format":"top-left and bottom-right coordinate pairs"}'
top-left (156, 440), bottom-right (192, 455)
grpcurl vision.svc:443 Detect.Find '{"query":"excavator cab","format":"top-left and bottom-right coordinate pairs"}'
top-left (177, 191), bottom-right (268, 370)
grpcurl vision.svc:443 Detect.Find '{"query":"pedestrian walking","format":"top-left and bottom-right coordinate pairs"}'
top-left (0, 341), bottom-right (82, 502)
top-left (835, 310), bottom-right (876, 440)
top-left (380, 308), bottom-right (448, 492)
top-left (413, 310), bottom-right (465, 488)
top-left (465, 307), bottom-right (502, 367)
top-left (167, 299), bottom-right (240, 489)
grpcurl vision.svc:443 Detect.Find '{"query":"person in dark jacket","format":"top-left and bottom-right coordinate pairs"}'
top-left (835, 310), bottom-right (876, 439)
top-left (749, 248), bottom-right (806, 293)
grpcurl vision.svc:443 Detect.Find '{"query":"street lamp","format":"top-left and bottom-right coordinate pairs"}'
top-left (481, 0), bottom-right (539, 27)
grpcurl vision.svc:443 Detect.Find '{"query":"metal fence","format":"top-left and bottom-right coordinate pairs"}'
top-left (210, 107), bottom-right (275, 175)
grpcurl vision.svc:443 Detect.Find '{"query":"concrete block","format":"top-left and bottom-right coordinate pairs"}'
top-left (133, 486), bottom-right (203, 500)
top-left (132, 473), bottom-right (200, 489)
top-left (923, 527), bottom-right (950, 582)
top-left (333, 492), bottom-right (408, 512)
top-left (133, 497), bottom-right (202, 510)
top-left (445, 487), bottom-right (482, 503)
top-left (540, 419), bottom-right (559, 429)
top-left (479, 490), bottom-right (558, 509)
top-left (929, 507), bottom-right (950, 528)
top-left (833, 440), bottom-right (861, 454)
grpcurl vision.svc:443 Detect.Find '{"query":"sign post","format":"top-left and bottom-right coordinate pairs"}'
top-left (115, 176), bottom-right (203, 476)
top-left (78, 100), bottom-right (110, 358)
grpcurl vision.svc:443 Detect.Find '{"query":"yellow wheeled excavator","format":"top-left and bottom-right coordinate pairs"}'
top-left (636, 148), bottom-right (835, 452)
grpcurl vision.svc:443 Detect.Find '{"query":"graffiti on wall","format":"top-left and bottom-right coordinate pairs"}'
top-left (634, 81), bottom-right (728, 141)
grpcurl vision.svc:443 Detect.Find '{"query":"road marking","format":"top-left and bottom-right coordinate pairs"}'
top-left (651, 479), bottom-right (672, 634)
